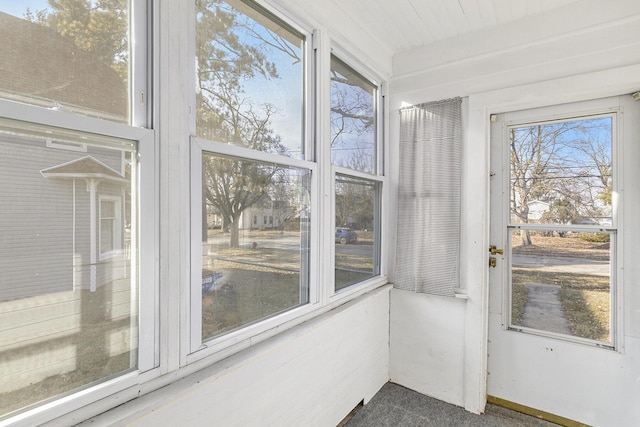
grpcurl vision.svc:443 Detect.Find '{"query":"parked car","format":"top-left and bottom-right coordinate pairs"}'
top-left (335, 227), bottom-right (357, 244)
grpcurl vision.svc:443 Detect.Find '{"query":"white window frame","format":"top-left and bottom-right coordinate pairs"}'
top-left (189, 137), bottom-right (319, 358)
top-left (99, 195), bottom-right (122, 259)
top-left (0, 0), bottom-right (156, 423)
top-left (0, 100), bottom-right (157, 426)
top-left (328, 48), bottom-right (387, 298)
top-left (185, 2), bottom-right (390, 363)
top-left (500, 100), bottom-right (622, 350)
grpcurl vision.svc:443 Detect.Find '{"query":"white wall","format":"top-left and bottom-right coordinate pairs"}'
top-left (77, 286), bottom-right (390, 426)
top-left (388, 0), bottom-right (640, 423)
top-left (389, 290), bottom-right (466, 406)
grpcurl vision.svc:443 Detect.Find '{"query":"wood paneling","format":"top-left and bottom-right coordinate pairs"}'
top-left (278, 0), bottom-right (580, 54)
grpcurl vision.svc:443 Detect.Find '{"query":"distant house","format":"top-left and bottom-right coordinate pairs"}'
top-left (526, 200), bottom-right (550, 221)
top-left (242, 197), bottom-right (296, 230)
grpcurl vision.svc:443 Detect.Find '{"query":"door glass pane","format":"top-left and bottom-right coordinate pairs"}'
top-left (508, 115), bottom-right (614, 345)
top-left (201, 153), bottom-right (310, 340)
top-left (0, 124), bottom-right (137, 417)
top-left (510, 229), bottom-right (612, 344)
top-left (510, 116), bottom-right (612, 227)
top-left (196, 0), bottom-right (305, 158)
top-left (335, 174), bottom-right (379, 291)
top-left (0, 3), bottom-right (130, 122)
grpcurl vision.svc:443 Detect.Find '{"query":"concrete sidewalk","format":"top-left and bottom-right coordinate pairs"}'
top-left (521, 282), bottom-right (570, 335)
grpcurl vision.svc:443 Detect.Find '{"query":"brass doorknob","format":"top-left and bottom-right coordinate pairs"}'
top-left (489, 245), bottom-right (504, 255)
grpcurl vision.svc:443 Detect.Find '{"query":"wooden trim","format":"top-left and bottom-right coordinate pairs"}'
top-left (486, 395), bottom-right (591, 427)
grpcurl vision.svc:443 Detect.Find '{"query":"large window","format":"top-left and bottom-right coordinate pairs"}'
top-left (1, 0), bottom-right (388, 422)
top-left (195, 0), bottom-right (306, 158)
top-left (191, 0), bottom-right (313, 351)
top-left (0, 0), bottom-right (152, 422)
top-left (199, 152), bottom-right (311, 340)
top-left (0, 120), bottom-right (146, 418)
top-left (330, 55), bottom-right (382, 292)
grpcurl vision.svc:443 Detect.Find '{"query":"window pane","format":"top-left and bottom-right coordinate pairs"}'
top-left (202, 153), bottom-right (310, 339)
top-left (510, 117), bottom-right (613, 226)
top-left (100, 199), bottom-right (119, 255)
top-left (335, 174), bottom-right (379, 290)
top-left (196, 0), bottom-right (305, 158)
top-left (0, 3), bottom-right (130, 122)
top-left (330, 56), bottom-right (377, 174)
top-left (510, 229), bottom-right (612, 345)
top-left (0, 124), bottom-right (137, 417)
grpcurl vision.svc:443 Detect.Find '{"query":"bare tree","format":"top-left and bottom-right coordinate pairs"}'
top-left (510, 117), bottom-right (612, 244)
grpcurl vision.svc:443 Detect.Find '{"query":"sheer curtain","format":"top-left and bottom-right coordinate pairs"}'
top-left (394, 98), bottom-right (462, 296)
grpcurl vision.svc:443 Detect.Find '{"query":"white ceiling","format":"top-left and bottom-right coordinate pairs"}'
top-left (321, 0), bottom-right (582, 55)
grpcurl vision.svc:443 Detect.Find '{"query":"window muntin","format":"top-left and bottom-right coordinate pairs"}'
top-left (0, 122), bottom-right (139, 418)
top-left (335, 174), bottom-right (380, 291)
top-left (508, 114), bottom-right (616, 346)
top-left (0, 3), bottom-right (130, 123)
top-left (195, 0), bottom-right (306, 159)
top-left (330, 55), bottom-right (377, 174)
top-left (200, 152), bottom-right (311, 340)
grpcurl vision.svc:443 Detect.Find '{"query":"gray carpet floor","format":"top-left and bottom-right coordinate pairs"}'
top-left (343, 383), bottom-right (558, 427)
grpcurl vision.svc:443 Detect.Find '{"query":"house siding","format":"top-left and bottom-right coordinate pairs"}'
top-left (0, 135), bottom-right (128, 300)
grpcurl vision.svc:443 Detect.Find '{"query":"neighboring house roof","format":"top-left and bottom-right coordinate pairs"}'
top-left (528, 200), bottom-right (550, 208)
top-left (40, 156), bottom-right (127, 184)
top-left (0, 12), bottom-right (127, 119)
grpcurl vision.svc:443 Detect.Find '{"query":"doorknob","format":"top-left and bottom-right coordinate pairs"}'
top-left (489, 245), bottom-right (504, 255)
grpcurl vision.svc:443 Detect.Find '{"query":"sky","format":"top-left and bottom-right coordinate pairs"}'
top-left (0, 1), bottom-right (50, 18)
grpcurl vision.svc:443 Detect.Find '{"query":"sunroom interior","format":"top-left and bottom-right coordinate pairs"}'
top-left (1, 1), bottom-right (639, 426)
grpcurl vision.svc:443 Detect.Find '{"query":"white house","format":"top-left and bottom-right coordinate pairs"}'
top-left (1, 1), bottom-right (639, 427)
top-left (526, 200), bottom-right (550, 221)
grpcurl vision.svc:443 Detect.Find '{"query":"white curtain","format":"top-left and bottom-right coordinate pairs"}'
top-left (394, 98), bottom-right (462, 296)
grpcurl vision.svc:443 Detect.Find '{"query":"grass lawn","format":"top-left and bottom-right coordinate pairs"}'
top-left (202, 260), bottom-right (302, 339)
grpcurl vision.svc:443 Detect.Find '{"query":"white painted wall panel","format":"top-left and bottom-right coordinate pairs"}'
top-left (389, 289), bottom-right (466, 406)
top-left (81, 287), bottom-right (390, 427)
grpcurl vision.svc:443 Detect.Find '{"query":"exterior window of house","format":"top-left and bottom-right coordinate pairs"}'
top-left (330, 54), bottom-right (382, 291)
top-left (0, 1), bottom-right (152, 423)
top-left (100, 197), bottom-right (122, 256)
top-left (191, 0), bottom-right (313, 351)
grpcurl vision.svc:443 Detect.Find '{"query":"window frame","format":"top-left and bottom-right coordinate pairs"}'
top-left (189, 136), bottom-right (319, 358)
top-left (500, 101), bottom-right (623, 350)
top-left (328, 49), bottom-right (386, 297)
top-left (185, 4), bottom-right (389, 362)
top-left (0, 100), bottom-right (157, 425)
top-left (0, 0), bottom-right (156, 422)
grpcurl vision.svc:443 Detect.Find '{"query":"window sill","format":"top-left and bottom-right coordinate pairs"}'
top-left (186, 277), bottom-right (390, 366)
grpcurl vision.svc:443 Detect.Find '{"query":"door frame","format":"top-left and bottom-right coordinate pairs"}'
top-left (460, 65), bottom-right (640, 415)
